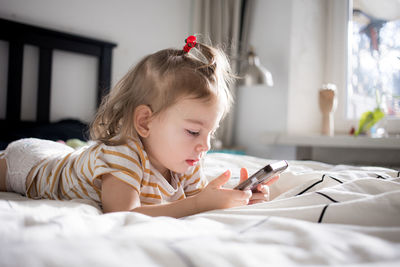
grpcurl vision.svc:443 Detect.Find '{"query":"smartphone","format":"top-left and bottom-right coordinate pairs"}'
top-left (234, 160), bottom-right (288, 191)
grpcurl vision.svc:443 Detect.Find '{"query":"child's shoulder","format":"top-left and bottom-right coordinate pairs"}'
top-left (95, 138), bottom-right (146, 162)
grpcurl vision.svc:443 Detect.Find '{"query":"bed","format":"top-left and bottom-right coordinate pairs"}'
top-left (1, 153), bottom-right (399, 266)
top-left (1, 18), bottom-right (400, 267)
top-left (0, 18), bottom-right (116, 150)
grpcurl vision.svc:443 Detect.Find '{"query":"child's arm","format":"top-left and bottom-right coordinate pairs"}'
top-left (101, 170), bottom-right (251, 218)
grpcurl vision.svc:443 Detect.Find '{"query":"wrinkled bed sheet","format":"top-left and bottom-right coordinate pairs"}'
top-left (0, 153), bottom-right (399, 266)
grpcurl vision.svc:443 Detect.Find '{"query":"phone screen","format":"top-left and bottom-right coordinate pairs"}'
top-left (234, 160), bottom-right (288, 191)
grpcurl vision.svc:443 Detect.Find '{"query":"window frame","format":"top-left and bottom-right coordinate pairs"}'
top-left (328, 0), bottom-right (400, 135)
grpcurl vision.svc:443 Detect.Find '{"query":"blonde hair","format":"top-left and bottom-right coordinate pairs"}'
top-left (90, 41), bottom-right (234, 145)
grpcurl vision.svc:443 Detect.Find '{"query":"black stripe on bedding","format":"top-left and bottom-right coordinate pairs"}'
top-left (398, 171), bottom-right (399, 177)
top-left (296, 174), bottom-right (327, 196)
top-left (328, 175), bottom-right (343, 184)
top-left (296, 174), bottom-right (342, 196)
top-left (6, 200), bottom-right (13, 209)
top-left (315, 192), bottom-right (338, 203)
top-left (239, 217), bottom-right (270, 234)
top-left (167, 243), bottom-right (196, 267)
top-left (318, 204), bottom-right (329, 223)
top-left (375, 173), bottom-right (388, 179)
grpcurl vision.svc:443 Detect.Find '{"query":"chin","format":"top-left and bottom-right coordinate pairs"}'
top-left (175, 167), bottom-right (190, 174)
top-left (171, 164), bottom-right (191, 174)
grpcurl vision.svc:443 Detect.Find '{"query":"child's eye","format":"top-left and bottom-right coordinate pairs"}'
top-left (186, 129), bottom-right (200, 136)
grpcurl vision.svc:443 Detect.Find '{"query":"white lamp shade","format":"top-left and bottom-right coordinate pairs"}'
top-left (241, 50), bottom-right (273, 87)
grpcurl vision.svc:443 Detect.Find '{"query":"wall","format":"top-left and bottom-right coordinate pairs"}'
top-left (234, 0), bottom-right (329, 159)
top-left (287, 0), bottom-right (327, 135)
top-left (0, 0), bottom-right (191, 122)
top-left (234, 0), bottom-right (293, 158)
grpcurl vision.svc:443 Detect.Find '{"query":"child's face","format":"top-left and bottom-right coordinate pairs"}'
top-left (144, 97), bottom-right (224, 175)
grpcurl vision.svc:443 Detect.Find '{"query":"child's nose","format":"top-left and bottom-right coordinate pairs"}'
top-left (196, 137), bottom-right (210, 152)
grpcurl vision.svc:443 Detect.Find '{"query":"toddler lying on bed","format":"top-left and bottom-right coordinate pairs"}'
top-left (0, 36), bottom-right (277, 218)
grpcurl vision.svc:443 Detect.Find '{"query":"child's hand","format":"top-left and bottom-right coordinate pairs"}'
top-left (194, 170), bottom-right (252, 212)
top-left (238, 168), bottom-right (280, 205)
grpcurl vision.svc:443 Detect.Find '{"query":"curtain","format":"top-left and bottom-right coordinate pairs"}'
top-left (192, 0), bottom-right (254, 148)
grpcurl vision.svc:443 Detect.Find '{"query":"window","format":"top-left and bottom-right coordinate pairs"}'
top-left (347, 0), bottom-right (400, 119)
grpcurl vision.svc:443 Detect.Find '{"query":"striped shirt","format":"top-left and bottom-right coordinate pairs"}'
top-left (26, 138), bottom-right (208, 206)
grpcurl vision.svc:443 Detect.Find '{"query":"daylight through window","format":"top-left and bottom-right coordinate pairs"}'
top-left (348, 2), bottom-right (400, 119)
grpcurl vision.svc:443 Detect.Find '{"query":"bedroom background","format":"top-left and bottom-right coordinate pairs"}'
top-left (0, 0), bottom-right (399, 168)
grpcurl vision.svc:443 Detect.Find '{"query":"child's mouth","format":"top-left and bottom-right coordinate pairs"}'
top-left (186, 159), bottom-right (199, 166)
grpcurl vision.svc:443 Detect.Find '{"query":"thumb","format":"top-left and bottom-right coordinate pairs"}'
top-left (210, 170), bottom-right (231, 188)
top-left (239, 167), bottom-right (249, 183)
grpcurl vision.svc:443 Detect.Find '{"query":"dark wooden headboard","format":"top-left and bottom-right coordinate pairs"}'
top-left (0, 18), bottom-right (117, 148)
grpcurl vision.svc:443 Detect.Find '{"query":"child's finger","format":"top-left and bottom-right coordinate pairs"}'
top-left (209, 170), bottom-right (231, 187)
top-left (243, 189), bottom-right (252, 199)
top-left (256, 184), bottom-right (269, 194)
top-left (228, 188), bottom-right (252, 199)
top-left (249, 199), bottom-right (266, 205)
top-left (264, 175), bottom-right (280, 186)
top-left (249, 191), bottom-right (269, 203)
top-left (232, 190), bottom-right (252, 205)
top-left (239, 167), bottom-right (248, 183)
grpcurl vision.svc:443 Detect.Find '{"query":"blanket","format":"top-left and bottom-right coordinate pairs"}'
top-left (0, 153), bottom-right (399, 266)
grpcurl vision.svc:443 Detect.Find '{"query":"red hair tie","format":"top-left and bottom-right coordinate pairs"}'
top-left (183, 35), bottom-right (197, 53)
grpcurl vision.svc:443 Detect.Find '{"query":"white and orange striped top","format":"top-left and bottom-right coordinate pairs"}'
top-left (26, 138), bottom-right (207, 206)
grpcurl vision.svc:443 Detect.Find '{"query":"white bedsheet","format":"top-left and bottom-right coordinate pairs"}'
top-left (0, 153), bottom-right (399, 266)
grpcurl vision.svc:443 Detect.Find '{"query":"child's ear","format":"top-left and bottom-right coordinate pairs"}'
top-left (134, 105), bottom-right (153, 138)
